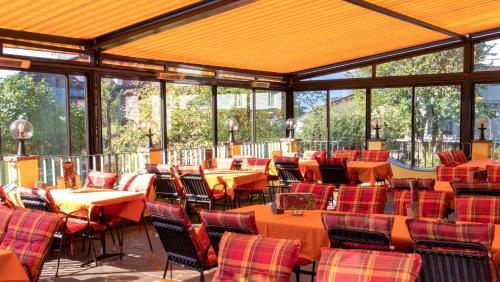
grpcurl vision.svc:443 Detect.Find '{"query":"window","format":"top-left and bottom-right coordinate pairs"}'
top-left (293, 91), bottom-right (327, 141)
top-left (474, 39), bottom-right (500, 71)
top-left (217, 87), bottom-right (252, 143)
top-left (376, 47), bottom-right (464, 76)
top-left (0, 70), bottom-right (68, 156)
top-left (301, 66), bottom-right (371, 81)
top-left (255, 90), bottom-right (285, 141)
top-left (475, 83), bottom-right (500, 141)
top-left (69, 75), bottom-right (87, 155)
top-left (329, 89), bottom-right (366, 144)
top-left (101, 78), bottom-right (161, 153)
top-left (166, 83), bottom-right (212, 148)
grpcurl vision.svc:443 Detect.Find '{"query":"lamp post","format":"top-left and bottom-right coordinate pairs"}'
top-left (286, 118), bottom-right (297, 139)
top-left (476, 115), bottom-right (490, 141)
top-left (9, 117), bottom-right (33, 156)
top-left (142, 119), bottom-right (158, 149)
top-left (225, 118), bottom-right (239, 143)
top-left (371, 117), bottom-right (384, 139)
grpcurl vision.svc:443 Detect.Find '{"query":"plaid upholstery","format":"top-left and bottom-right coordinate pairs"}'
top-left (212, 232), bottom-right (300, 282)
top-left (146, 164), bottom-right (184, 197)
top-left (303, 150), bottom-right (327, 160)
top-left (392, 190), bottom-right (447, 218)
top-left (451, 181), bottom-right (500, 195)
top-left (84, 170), bottom-right (117, 189)
top-left (199, 210), bottom-right (258, 234)
top-left (336, 185), bottom-right (387, 214)
top-left (321, 212), bottom-right (394, 240)
top-left (361, 150), bottom-right (390, 162)
top-left (274, 156), bottom-right (299, 164)
top-left (389, 178), bottom-right (435, 190)
top-left (456, 196), bottom-right (500, 224)
top-left (0, 208), bottom-right (63, 279)
top-left (0, 187), bottom-right (14, 209)
top-left (316, 248), bottom-right (422, 282)
top-left (487, 165), bottom-right (500, 183)
top-left (451, 150), bottom-right (468, 164)
top-left (316, 157), bottom-right (346, 166)
top-left (118, 173), bottom-right (155, 198)
top-left (436, 165), bottom-right (479, 182)
top-left (290, 183), bottom-right (334, 210)
top-left (333, 150), bottom-right (359, 161)
top-left (275, 193), bottom-right (314, 210)
top-left (17, 187), bottom-right (61, 214)
top-left (438, 151), bottom-right (457, 167)
top-left (175, 164), bottom-right (202, 175)
top-left (215, 158), bottom-right (236, 170)
top-left (241, 158), bottom-right (271, 174)
top-left (0, 206), bottom-right (14, 242)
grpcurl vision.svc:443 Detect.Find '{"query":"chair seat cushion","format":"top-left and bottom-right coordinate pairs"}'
top-left (64, 217), bottom-right (90, 234)
top-left (211, 189), bottom-right (226, 200)
top-left (296, 256), bottom-right (312, 266)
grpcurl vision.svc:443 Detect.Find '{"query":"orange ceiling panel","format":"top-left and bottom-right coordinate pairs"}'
top-left (0, 0), bottom-right (198, 39)
top-left (106, 0), bottom-right (448, 73)
top-left (369, 0), bottom-right (500, 35)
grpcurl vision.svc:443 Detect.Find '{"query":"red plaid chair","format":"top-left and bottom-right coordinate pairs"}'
top-left (361, 150), bottom-right (390, 162)
top-left (451, 149), bottom-right (468, 164)
top-left (333, 150), bottom-right (359, 161)
top-left (436, 165), bottom-right (479, 182)
top-left (389, 178), bottom-right (435, 190)
top-left (456, 196), bottom-right (500, 224)
top-left (235, 158), bottom-right (271, 205)
top-left (212, 232), bottom-right (300, 282)
top-left (392, 190), bottom-right (448, 219)
top-left (336, 185), bottom-right (387, 214)
top-left (316, 157), bottom-right (353, 187)
top-left (0, 186), bottom-right (14, 209)
top-left (147, 201), bottom-right (217, 280)
top-left (290, 183), bottom-right (334, 210)
top-left (451, 181), bottom-right (500, 197)
top-left (407, 219), bottom-right (496, 282)
top-left (487, 165), bottom-right (500, 183)
top-left (146, 164), bottom-right (185, 202)
top-left (215, 158), bottom-right (236, 170)
top-left (437, 151), bottom-right (457, 167)
top-left (0, 205), bottom-right (14, 242)
top-left (0, 206), bottom-right (63, 281)
top-left (84, 170), bottom-right (118, 189)
top-left (302, 150), bottom-right (327, 160)
top-left (321, 212), bottom-right (394, 251)
top-left (274, 156), bottom-right (305, 192)
top-left (199, 210), bottom-right (258, 255)
top-left (316, 248), bottom-right (422, 282)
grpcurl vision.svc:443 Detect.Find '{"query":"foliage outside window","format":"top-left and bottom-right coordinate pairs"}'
top-left (101, 78), bottom-right (161, 153)
top-left (329, 89), bottom-right (366, 147)
top-left (69, 75), bottom-right (87, 155)
top-left (166, 83), bottom-right (212, 149)
top-left (255, 90), bottom-right (285, 141)
top-left (301, 66), bottom-right (372, 80)
top-left (475, 84), bottom-right (500, 142)
top-left (294, 91), bottom-right (327, 142)
top-left (217, 87), bottom-right (252, 143)
top-left (474, 39), bottom-right (500, 71)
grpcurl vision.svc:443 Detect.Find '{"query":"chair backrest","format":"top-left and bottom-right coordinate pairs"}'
top-left (333, 150), bottom-right (359, 161)
top-left (487, 165), bottom-right (500, 183)
top-left (392, 190), bottom-right (448, 218)
top-left (407, 219), bottom-right (495, 282)
top-left (241, 158), bottom-right (270, 174)
top-left (176, 165), bottom-right (212, 202)
top-left (290, 183), bottom-right (334, 210)
top-left (199, 210), bottom-right (258, 255)
top-left (316, 157), bottom-right (349, 186)
top-left (232, 155), bottom-right (256, 170)
top-left (456, 196), bottom-right (500, 224)
top-left (212, 232), bottom-right (300, 282)
top-left (316, 248), bottom-right (422, 282)
top-left (436, 165), bottom-right (479, 182)
top-left (84, 170), bottom-right (118, 189)
top-left (146, 164), bottom-right (184, 199)
top-left (0, 207), bottom-right (62, 281)
top-left (275, 192), bottom-right (315, 210)
top-left (437, 151), bottom-right (457, 167)
top-left (0, 187), bottom-right (14, 209)
top-left (451, 149), bottom-right (468, 164)
top-left (215, 158), bottom-right (235, 170)
top-left (0, 206), bottom-right (14, 242)
top-left (274, 156), bottom-right (304, 188)
top-left (147, 201), bottom-right (207, 270)
top-left (321, 212), bottom-right (393, 251)
top-left (18, 187), bottom-right (60, 214)
top-left (302, 150), bottom-right (326, 160)
top-left (118, 172), bottom-right (156, 198)
top-left (389, 178), bottom-right (435, 191)
top-left (336, 185), bottom-right (387, 214)
top-left (361, 150), bottom-right (390, 162)
top-left (452, 182), bottom-right (500, 197)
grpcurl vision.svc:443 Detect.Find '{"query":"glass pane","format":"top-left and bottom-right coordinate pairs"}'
top-left (330, 89), bottom-right (366, 148)
top-left (69, 75), bottom-right (87, 155)
top-left (0, 70), bottom-right (68, 156)
top-left (475, 84), bottom-right (500, 141)
top-left (371, 88), bottom-right (412, 163)
top-left (301, 66), bottom-right (371, 81)
top-left (376, 47), bottom-right (464, 76)
top-left (166, 83), bottom-right (212, 149)
top-left (217, 87), bottom-right (252, 143)
top-left (415, 85), bottom-right (461, 168)
top-left (293, 91), bottom-right (327, 143)
top-left (255, 90), bottom-right (285, 141)
top-left (474, 39), bottom-right (500, 71)
top-left (101, 78), bottom-right (161, 153)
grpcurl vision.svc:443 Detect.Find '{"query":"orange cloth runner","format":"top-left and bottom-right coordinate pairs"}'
top-left (0, 249), bottom-right (30, 282)
top-left (204, 170), bottom-right (267, 199)
top-left (232, 205), bottom-right (500, 266)
top-left (457, 159), bottom-right (494, 169)
top-left (434, 181), bottom-right (455, 209)
top-left (298, 160), bottom-right (393, 184)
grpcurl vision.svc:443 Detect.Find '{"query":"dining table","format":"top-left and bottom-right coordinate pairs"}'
top-left (0, 249), bottom-right (30, 282)
top-left (457, 159), bottom-right (495, 169)
top-left (203, 170), bottom-right (267, 199)
top-left (231, 204), bottom-right (500, 267)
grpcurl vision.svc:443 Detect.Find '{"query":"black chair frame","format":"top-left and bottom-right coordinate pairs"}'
top-left (318, 162), bottom-right (349, 188)
top-left (414, 239), bottom-right (493, 282)
top-left (204, 224), bottom-right (253, 255)
top-left (275, 162), bottom-right (304, 192)
top-left (152, 171), bottom-right (183, 203)
top-left (180, 172), bottom-right (228, 211)
top-left (327, 227), bottom-right (392, 251)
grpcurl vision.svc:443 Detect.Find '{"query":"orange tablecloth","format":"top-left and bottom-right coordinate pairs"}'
top-left (434, 180), bottom-right (455, 209)
top-left (298, 159), bottom-right (321, 180)
top-left (204, 170), bottom-right (267, 199)
top-left (457, 159), bottom-right (494, 169)
top-left (0, 249), bottom-right (30, 282)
